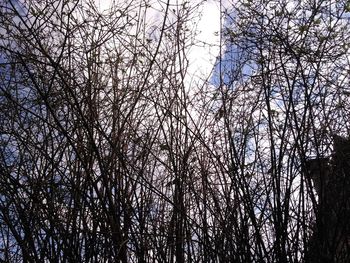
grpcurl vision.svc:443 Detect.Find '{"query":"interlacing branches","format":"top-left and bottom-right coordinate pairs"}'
top-left (0, 0), bottom-right (349, 262)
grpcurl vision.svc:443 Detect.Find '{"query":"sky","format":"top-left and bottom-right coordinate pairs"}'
top-left (93, 0), bottom-right (225, 86)
top-left (185, 0), bottom-right (222, 83)
top-left (4, 0), bottom-right (229, 88)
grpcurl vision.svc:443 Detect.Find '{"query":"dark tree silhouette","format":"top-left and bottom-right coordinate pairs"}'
top-left (0, 0), bottom-right (350, 262)
top-left (305, 135), bottom-right (350, 262)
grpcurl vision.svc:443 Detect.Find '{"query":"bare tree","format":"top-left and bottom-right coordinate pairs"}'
top-left (1, 0), bottom-right (350, 262)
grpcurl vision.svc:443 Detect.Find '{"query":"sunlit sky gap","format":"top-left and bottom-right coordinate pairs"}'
top-left (94, 0), bottom-right (225, 86)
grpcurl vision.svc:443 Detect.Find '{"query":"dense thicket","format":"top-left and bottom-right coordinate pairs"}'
top-left (1, 0), bottom-right (349, 262)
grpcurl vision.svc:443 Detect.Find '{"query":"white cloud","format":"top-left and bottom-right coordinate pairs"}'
top-left (92, 0), bottom-right (224, 86)
top-left (186, 0), bottom-right (221, 84)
